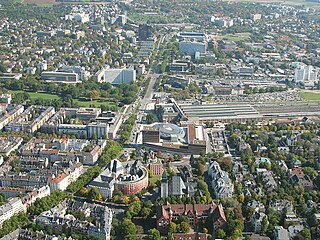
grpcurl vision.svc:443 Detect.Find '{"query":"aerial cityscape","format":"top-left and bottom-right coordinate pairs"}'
top-left (0, 0), bottom-right (319, 239)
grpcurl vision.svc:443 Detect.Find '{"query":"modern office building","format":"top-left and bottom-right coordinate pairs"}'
top-left (103, 67), bottom-right (136, 84)
top-left (177, 32), bottom-right (208, 41)
top-left (41, 71), bottom-right (81, 84)
top-left (179, 41), bottom-right (206, 58)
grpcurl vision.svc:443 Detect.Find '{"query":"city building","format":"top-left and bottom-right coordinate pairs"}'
top-left (0, 105), bottom-right (24, 131)
top-left (101, 67), bottom-right (136, 84)
top-left (252, 211), bottom-right (267, 233)
top-left (179, 41), bottom-right (207, 58)
top-left (160, 168), bottom-right (196, 198)
top-left (294, 64), bottom-right (318, 87)
top-left (0, 197), bottom-right (25, 226)
top-left (138, 24), bottom-right (152, 41)
top-left (0, 136), bottom-right (23, 156)
top-left (5, 106), bottom-right (55, 133)
top-left (20, 137), bottom-right (106, 165)
top-left (274, 226), bottom-right (290, 240)
top-left (177, 32), bottom-right (208, 41)
top-left (142, 123), bottom-right (207, 155)
top-left (41, 71), bottom-right (81, 84)
top-left (156, 203), bottom-right (227, 234)
top-left (208, 161), bottom-right (234, 198)
top-left (88, 159), bottom-right (148, 198)
top-left (35, 199), bottom-right (112, 240)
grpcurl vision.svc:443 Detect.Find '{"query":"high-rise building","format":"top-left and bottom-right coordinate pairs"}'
top-left (138, 24), bottom-right (152, 41)
top-left (294, 64), bottom-right (318, 86)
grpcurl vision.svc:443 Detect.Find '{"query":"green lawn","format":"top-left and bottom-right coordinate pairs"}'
top-left (299, 91), bottom-right (320, 101)
top-left (9, 90), bottom-right (118, 109)
top-left (9, 90), bottom-right (60, 100)
top-left (219, 32), bottom-right (251, 41)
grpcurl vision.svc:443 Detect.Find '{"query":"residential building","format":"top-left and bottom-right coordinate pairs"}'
top-left (35, 199), bottom-right (112, 240)
top-left (0, 136), bottom-right (23, 156)
top-left (274, 226), bottom-right (290, 240)
top-left (208, 161), bottom-right (234, 198)
top-left (294, 64), bottom-right (318, 86)
top-left (5, 106), bottom-right (55, 133)
top-left (0, 105), bottom-right (24, 131)
top-left (252, 211), bottom-right (267, 233)
top-left (156, 203), bottom-right (226, 234)
top-left (0, 197), bottom-right (25, 226)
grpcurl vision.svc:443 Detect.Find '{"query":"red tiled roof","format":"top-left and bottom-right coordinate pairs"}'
top-left (48, 172), bottom-right (68, 183)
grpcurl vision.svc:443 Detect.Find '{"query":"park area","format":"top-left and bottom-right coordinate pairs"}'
top-left (299, 91), bottom-right (320, 101)
top-left (9, 90), bottom-right (119, 109)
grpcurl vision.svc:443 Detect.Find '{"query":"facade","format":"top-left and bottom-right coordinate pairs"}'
top-left (0, 198), bottom-right (25, 226)
top-left (87, 122), bottom-right (109, 139)
top-left (5, 106), bottom-right (55, 133)
top-left (88, 159), bottom-right (148, 198)
top-left (156, 203), bottom-right (227, 234)
top-left (102, 67), bottom-right (136, 84)
top-left (35, 200), bottom-right (112, 240)
top-left (0, 105), bottom-right (24, 131)
top-left (41, 71), bottom-right (81, 83)
top-left (208, 161), bottom-right (234, 198)
top-left (179, 41), bottom-right (206, 58)
top-left (294, 64), bottom-right (318, 86)
top-left (138, 24), bottom-right (152, 41)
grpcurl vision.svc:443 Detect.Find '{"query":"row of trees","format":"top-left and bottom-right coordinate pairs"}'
top-left (121, 114), bottom-right (137, 143)
top-left (28, 190), bottom-right (68, 216)
top-left (67, 166), bottom-right (101, 194)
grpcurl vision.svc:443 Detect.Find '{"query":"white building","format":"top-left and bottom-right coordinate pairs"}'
top-left (294, 64), bottom-right (318, 87)
top-left (0, 197), bottom-right (25, 226)
top-left (211, 16), bottom-right (234, 28)
top-left (102, 67), bottom-right (136, 84)
top-left (65, 13), bottom-right (90, 23)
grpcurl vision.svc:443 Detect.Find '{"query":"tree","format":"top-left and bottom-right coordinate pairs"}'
top-left (180, 221), bottom-right (190, 233)
top-left (87, 187), bottom-right (102, 201)
top-left (147, 228), bottom-right (161, 240)
top-left (304, 167), bottom-right (318, 181)
top-left (121, 218), bottom-right (136, 236)
top-left (146, 113), bottom-right (156, 124)
top-left (261, 216), bottom-right (269, 235)
top-left (216, 229), bottom-right (226, 238)
top-left (301, 228), bottom-right (311, 240)
top-left (79, 187), bottom-right (89, 197)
